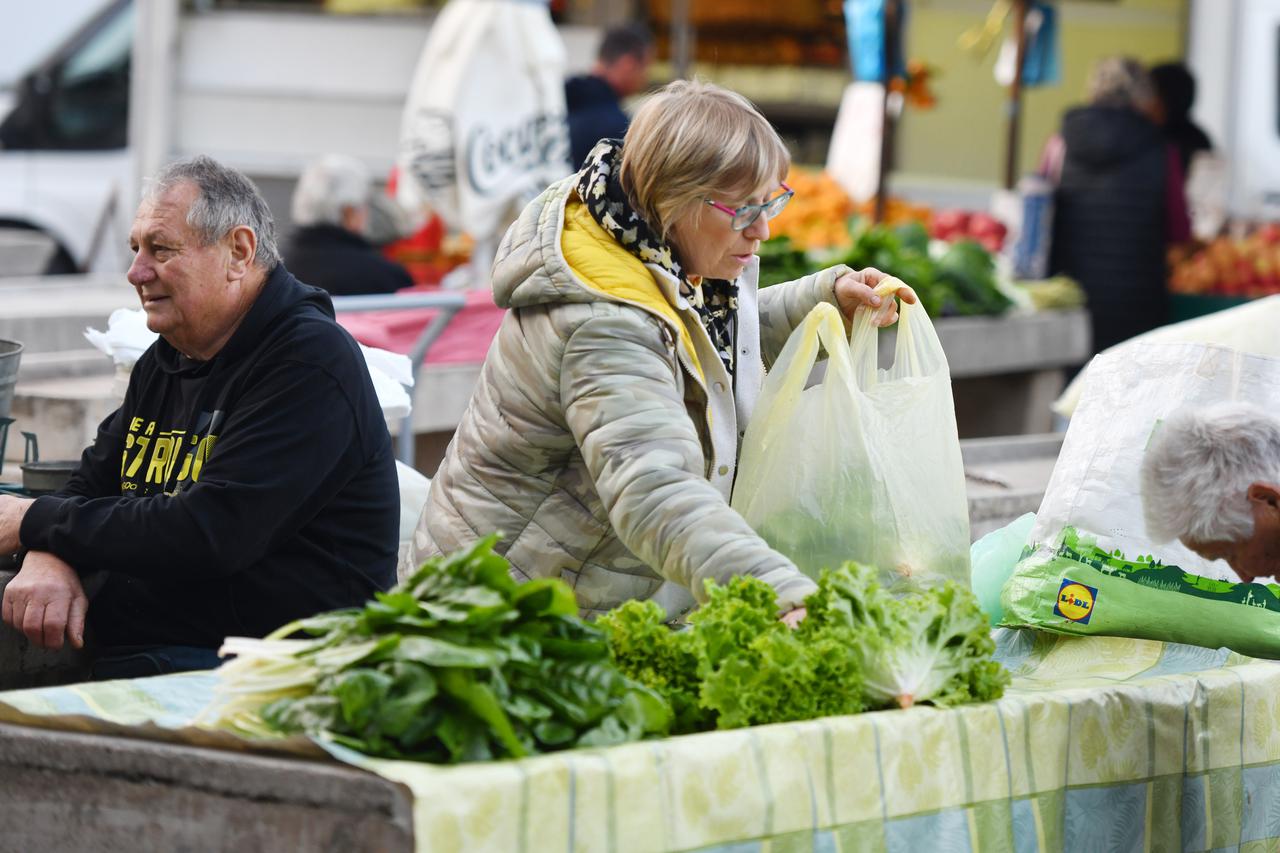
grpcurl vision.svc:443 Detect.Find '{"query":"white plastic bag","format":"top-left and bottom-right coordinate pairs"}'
top-left (84, 308), bottom-right (158, 368)
top-left (85, 308), bottom-right (159, 399)
top-left (396, 460), bottom-right (432, 570)
top-left (1033, 342), bottom-right (1280, 581)
top-left (1053, 294), bottom-right (1280, 418)
top-left (732, 283), bottom-right (971, 586)
top-left (1000, 342), bottom-right (1280, 655)
top-left (358, 344), bottom-right (414, 422)
top-left (826, 82), bottom-right (885, 204)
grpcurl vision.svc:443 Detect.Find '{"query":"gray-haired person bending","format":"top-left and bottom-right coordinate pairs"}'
top-left (1142, 402), bottom-right (1280, 584)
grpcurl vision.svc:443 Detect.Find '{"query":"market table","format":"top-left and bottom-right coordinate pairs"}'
top-left (1, 629), bottom-right (1275, 853)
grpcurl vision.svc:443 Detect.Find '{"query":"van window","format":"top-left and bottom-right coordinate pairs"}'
top-left (46, 1), bottom-right (133, 149)
top-left (0, 1), bottom-right (132, 150)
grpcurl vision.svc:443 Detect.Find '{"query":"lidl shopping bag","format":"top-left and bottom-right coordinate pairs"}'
top-left (1002, 342), bottom-right (1280, 657)
top-left (396, 0), bottom-right (572, 244)
top-left (732, 287), bottom-right (970, 586)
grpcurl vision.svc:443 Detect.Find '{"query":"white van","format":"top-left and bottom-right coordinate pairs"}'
top-left (0, 1), bottom-right (599, 275)
top-left (0, 0), bottom-right (132, 273)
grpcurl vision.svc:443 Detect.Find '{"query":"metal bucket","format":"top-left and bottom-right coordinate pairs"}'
top-left (0, 339), bottom-right (21, 421)
top-left (21, 460), bottom-right (77, 494)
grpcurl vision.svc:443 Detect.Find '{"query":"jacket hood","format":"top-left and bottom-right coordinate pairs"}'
top-left (564, 74), bottom-right (619, 111)
top-left (492, 176), bottom-right (630, 310)
top-left (1062, 106), bottom-right (1164, 169)
top-left (154, 264), bottom-right (334, 373)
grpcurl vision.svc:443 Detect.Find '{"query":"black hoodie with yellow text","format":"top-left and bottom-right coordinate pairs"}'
top-left (20, 265), bottom-right (399, 648)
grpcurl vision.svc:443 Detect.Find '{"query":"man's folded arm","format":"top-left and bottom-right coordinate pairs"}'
top-left (19, 361), bottom-right (367, 581)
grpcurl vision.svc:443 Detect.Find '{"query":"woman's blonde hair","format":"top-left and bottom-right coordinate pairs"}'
top-left (620, 80), bottom-right (790, 240)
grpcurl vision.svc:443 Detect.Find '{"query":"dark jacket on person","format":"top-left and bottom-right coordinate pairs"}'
top-left (20, 265), bottom-right (400, 649)
top-left (1050, 106), bottom-right (1173, 354)
top-left (1165, 119), bottom-right (1213, 181)
top-left (565, 75), bottom-right (629, 171)
top-left (284, 224), bottom-right (413, 297)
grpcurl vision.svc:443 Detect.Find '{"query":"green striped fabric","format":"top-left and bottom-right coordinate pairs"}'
top-left (1, 629), bottom-right (1278, 852)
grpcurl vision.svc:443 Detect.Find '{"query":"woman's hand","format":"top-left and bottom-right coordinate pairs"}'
top-left (833, 268), bottom-right (918, 327)
top-left (780, 606), bottom-right (807, 629)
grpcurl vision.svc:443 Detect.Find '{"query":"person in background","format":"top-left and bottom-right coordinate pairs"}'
top-left (1142, 402), bottom-right (1280, 584)
top-left (408, 80), bottom-right (914, 627)
top-left (565, 24), bottom-right (654, 170)
top-left (283, 154), bottom-right (413, 297)
top-left (0, 156), bottom-right (399, 679)
top-left (1150, 62), bottom-right (1214, 182)
top-left (1047, 56), bottom-right (1191, 355)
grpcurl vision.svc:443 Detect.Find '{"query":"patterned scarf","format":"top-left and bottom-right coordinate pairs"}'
top-left (575, 139), bottom-right (739, 378)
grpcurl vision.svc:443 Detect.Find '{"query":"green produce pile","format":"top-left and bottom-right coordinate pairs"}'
top-left (1016, 275), bottom-right (1087, 311)
top-left (600, 562), bottom-right (1009, 735)
top-left (206, 541), bottom-right (1009, 763)
top-left (759, 222), bottom-right (1014, 317)
top-left (204, 536), bottom-right (670, 763)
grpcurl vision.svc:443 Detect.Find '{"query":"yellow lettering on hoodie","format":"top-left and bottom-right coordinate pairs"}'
top-left (124, 435), bottom-right (150, 478)
top-left (190, 435), bottom-right (218, 482)
top-left (145, 435), bottom-right (176, 485)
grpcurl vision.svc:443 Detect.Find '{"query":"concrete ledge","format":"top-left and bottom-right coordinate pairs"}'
top-left (889, 309), bottom-right (1091, 379)
top-left (0, 274), bottom-right (135, 355)
top-left (961, 433), bottom-right (1061, 538)
top-left (17, 350), bottom-right (114, 383)
top-left (0, 722), bottom-right (414, 852)
top-left (10, 375), bottom-right (120, 462)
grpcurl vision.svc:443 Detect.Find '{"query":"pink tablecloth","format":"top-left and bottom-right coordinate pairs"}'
top-left (335, 289), bottom-right (505, 365)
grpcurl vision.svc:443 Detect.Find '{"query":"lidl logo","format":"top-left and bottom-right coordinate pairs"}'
top-left (1054, 580), bottom-right (1097, 624)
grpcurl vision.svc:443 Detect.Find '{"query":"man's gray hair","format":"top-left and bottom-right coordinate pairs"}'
top-left (291, 154), bottom-right (370, 228)
top-left (1141, 402), bottom-right (1280, 545)
top-left (146, 155), bottom-right (281, 270)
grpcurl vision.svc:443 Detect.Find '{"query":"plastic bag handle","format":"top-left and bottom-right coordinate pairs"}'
top-left (742, 301), bottom-right (854, 467)
top-left (784, 301), bottom-right (856, 392)
top-left (849, 277), bottom-right (949, 385)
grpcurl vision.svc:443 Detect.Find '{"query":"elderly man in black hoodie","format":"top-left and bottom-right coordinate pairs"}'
top-left (0, 156), bottom-right (399, 680)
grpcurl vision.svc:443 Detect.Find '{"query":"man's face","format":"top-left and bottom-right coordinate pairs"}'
top-left (127, 182), bottom-right (254, 359)
top-left (1183, 484), bottom-right (1280, 584)
top-left (612, 49), bottom-right (653, 98)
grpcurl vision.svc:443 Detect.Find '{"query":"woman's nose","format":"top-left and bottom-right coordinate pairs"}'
top-left (746, 213), bottom-right (770, 242)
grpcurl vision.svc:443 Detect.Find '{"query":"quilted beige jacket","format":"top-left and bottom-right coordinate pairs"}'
top-left (406, 176), bottom-right (851, 618)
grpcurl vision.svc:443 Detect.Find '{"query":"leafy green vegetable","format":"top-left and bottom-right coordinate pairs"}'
top-left (205, 536), bottom-right (671, 762)
top-left (594, 598), bottom-right (710, 734)
top-left (933, 240), bottom-right (1013, 317)
top-left (832, 225), bottom-right (1011, 318)
top-left (802, 562), bottom-right (1009, 709)
top-left (600, 563), bottom-right (1008, 731)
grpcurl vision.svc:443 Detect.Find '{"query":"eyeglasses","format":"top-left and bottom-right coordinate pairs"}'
top-left (704, 183), bottom-right (794, 231)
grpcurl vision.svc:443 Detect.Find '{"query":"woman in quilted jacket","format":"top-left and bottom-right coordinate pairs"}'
top-left (407, 80), bottom-right (915, 624)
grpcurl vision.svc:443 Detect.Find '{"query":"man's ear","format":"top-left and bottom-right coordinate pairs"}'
top-left (1247, 482), bottom-right (1280, 509)
top-left (227, 226), bottom-right (258, 279)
